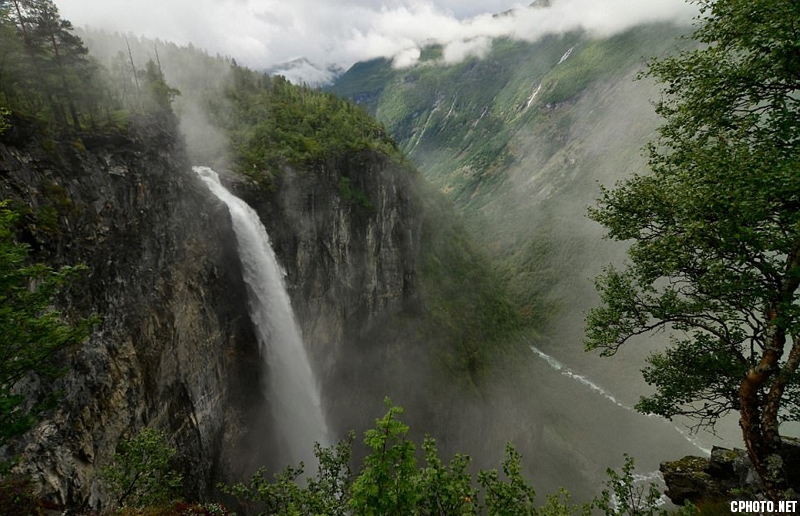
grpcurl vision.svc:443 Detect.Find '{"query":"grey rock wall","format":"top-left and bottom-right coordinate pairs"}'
top-left (228, 151), bottom-right (427, 437)
top-left (0, 121), bottom-right (261, 509)
top-left (0, 121), bottom-right (430, 509)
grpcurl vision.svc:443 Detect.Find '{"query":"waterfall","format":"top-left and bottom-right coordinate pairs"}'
top-left (194, 166), bottom-right (329, 470)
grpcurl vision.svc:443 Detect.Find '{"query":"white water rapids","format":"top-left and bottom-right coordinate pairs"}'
top-left (194, 166), bottom-right (329, 470)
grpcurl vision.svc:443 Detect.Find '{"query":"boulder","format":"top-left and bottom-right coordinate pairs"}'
top-left (661, 440), bottom-right (800, 505)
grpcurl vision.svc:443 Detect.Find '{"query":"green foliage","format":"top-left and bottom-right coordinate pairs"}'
top-left (337, 177), bottom-right (374, 210)
top-left (586, 0), bottom-right (800, 422)
top-left (100, 428), bottom-right (184, 510)
top-left (0, 201), bottom-right (94, 447)
top-left (585, 0), bottom-right (800, 498)
top-left (114, 501), bottom-right (236, 516)
top-left (478, 444), bottom-right (538, 515)
top-left (350, 402), bottom-right (419, 515)
top-left (142, 59), bottom-right (181, 114)
top-left (0, 2), bottom-right (183, 132)
top-left (418, 194), bottom-right (520, 385)
top-left (221, 433), bottom-right (353, 516)
top-left (0, 475), bottom-right (53, 516)
top-left (416, 437), bottom-right (476, 516)
top-left (210, 67), bottom-right (400, 184)
top-left (595, 455), bottom-right (668, 516)
top-left (223, 400), bottom-right (671, 516)
top-left (1, 0), bottom-right (97, 128)
top-left (0, 106), bottom-right (10, 134)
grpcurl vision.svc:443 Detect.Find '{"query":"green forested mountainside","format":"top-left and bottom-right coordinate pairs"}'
top-left (210, 67), bottom-right (401, 187)
top-left (331, 23), bottom-right (691, 330)
top-left (332, 24), bottom-right (685, 208)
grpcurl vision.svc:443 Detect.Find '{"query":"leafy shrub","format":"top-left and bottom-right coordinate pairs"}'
top-left (116, 501), bottom-right (236, 516)
top-left (221, 399), bottom-right (681, 516)
top-left (0, 476), bottom-right (51, 516)
top-left (221, 434), bottom-right (353, 516)
top-left (338, 177), bottom-right (374, 209)
top-left (100, 428), bottom-right (183, 510)
top-left (0, 202), bottom-right (95, 448)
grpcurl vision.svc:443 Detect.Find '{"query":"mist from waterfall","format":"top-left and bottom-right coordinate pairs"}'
top-left (194, 165), bottom-right (329, 470)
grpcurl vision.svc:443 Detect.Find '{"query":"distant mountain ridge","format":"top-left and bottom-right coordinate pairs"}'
top-left (331, 23), bottom-right (688, 211)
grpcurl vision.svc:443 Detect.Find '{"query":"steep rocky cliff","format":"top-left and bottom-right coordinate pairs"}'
top-left (0, 118), bottom-right (263, 508)
top-left (227, 151), bottom-right (433, 440)
top-left (0, 115), bottom-right (472, 509)
top-left (229, 149), bottom-right (526, 472)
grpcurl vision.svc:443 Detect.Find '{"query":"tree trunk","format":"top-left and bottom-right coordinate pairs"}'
top-left (740, 343), bottom-right (787, 500)
top-left (739, 252), bottom-right (800, 501)
top-left (47, 28), bottom-right (81, 130)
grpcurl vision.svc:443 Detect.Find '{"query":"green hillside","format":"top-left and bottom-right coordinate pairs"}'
top-left (333, 24), bottom-right (685, 204)
top-left (331, 23), bottom-right (692, 330)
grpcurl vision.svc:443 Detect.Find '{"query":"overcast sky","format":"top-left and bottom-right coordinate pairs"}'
top-left (57, 0), bottom-right (698, 73)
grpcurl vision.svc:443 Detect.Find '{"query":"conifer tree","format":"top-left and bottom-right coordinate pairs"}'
top-left (3, 0), bottom-right (95, 127)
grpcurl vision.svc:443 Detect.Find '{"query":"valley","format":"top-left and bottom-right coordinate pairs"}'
top-left (3, 0), bottom-right (798, 512)
top-left (331, 20), bottom-right (741, 501)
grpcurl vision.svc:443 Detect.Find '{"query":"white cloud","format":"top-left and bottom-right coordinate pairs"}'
top-left (442, 36), bottom-right (492, 65)
top-left (393, 47), bottom-right (422, 69)
top-left (56, 0), bottom-right (698, 78)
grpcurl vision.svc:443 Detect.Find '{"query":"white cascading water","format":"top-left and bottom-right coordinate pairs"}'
top-left (194, 166), bottom-right (329, 470)
top-left (529, 344), bottom-right (710, 455)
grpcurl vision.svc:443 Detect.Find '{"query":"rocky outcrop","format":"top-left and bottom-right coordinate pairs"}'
top-left (661, 439), bottom-right (800, 504)
top-left (0, 119), bottom-right (261, 509)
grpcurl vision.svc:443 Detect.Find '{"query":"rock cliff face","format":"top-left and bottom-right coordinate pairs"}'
top-left (0, 120), bottom-right (431, 508)
top-left (228, 151), bottom-right (427, 437)
top-left (0, 119), bottom-right (262, 508)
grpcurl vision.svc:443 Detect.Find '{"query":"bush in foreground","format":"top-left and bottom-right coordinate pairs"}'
top-left (222, 399), bottom-right (696, 516)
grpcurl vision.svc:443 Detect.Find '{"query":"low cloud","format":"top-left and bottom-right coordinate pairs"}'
top-left (58, 0), bottom-right (698, 78)
top-left (442, 36), bottom-right (492, 65)
top-left (393, 47), bottom-right (423, 69)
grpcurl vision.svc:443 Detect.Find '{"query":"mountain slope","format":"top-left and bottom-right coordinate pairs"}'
top-left (331, 22), bottom-right (690, 330)
top-left (328, 20), bottom-right (732, 496)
